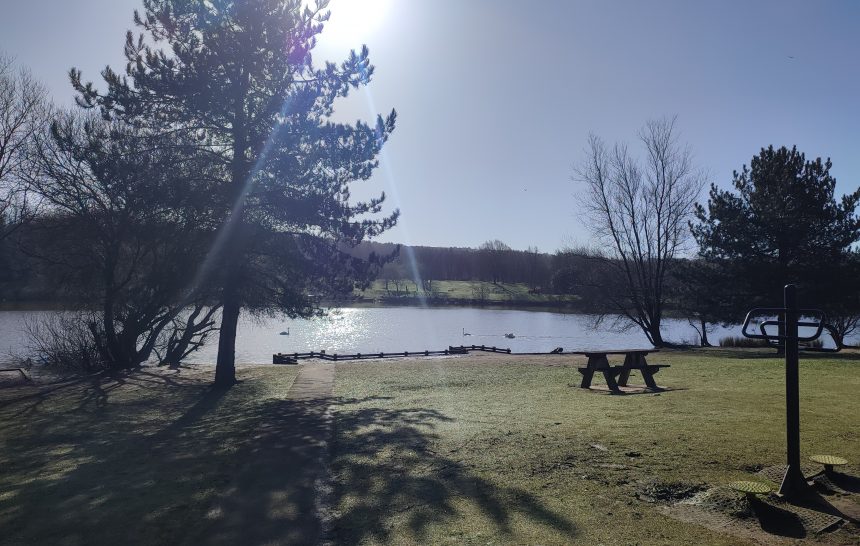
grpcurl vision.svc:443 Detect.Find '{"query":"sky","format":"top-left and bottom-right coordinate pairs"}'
top-left (1, 0), bottom-right (858, 252)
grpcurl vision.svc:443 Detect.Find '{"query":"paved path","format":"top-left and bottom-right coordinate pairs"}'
top-left (195, 364), bottom-right (335, 545)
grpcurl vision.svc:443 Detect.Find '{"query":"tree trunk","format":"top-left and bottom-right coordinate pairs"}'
top-left (700, 319), bottom-right (711, 347)
top-left (212, 73), bottom-right (251, 387)
top-left (649, 322), bottom-right (664, 347)
top-left (831, 330), bottom-right (845, 350)
top-left (214, 297), bottom-right (240, 387)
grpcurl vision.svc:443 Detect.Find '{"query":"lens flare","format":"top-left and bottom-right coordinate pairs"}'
top-left (322, 0), bottom-right (392, 48)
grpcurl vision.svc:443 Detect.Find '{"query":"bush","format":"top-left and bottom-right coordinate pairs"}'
top-left (718, 336), bottom-right (769, 348)
top-left (25, 313), bottom-right (109, 373)
top-left (719, 335), bottom-right (825, 349)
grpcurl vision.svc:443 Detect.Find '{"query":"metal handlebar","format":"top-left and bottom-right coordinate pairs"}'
top-left (741, 308), bottom-right (827, 342)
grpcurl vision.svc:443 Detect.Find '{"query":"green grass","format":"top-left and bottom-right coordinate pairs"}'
top-left (331, 349), bottom-right (860, 544)
top-left (1, 350), bottom-right (857, 545)
top-left (0, 366), bottom-right (299, 546)
top-left (357, 279), bottom-right (578, 304)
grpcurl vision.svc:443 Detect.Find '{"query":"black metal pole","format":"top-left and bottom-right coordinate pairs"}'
top-left (779, 284), bottom-right (810, 497)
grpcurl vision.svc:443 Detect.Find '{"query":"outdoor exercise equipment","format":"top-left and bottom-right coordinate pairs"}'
top-left (741, 284), bottom-right (838, 499)
top-left (728, 480), bottom-right (773, 499)
top-left (809, 454), bottom-right (848, 475)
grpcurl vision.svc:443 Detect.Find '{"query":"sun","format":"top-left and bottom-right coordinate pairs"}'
top-left (321, 0), bottom-right (392, 48)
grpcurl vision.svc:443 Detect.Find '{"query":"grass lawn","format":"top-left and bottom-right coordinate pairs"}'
top-left (331, 349), bottom-right (860, 545)
top-left (0, 349), bottom-right (857, 545)
top-left (0, 366), bottom-right (300, 546)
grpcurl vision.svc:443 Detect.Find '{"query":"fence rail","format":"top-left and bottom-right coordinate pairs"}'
top-left (271, 344), bottom-right (576, 364)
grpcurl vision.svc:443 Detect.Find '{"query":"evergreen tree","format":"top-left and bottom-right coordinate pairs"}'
top-left (72, 0), bottom-right (397, 385)
top-left (819, 252), bottom-right (860, 348)
top-left (671, 258), bottom-right (737, 346)
top-left (692, 145), bottom-right (860, 323)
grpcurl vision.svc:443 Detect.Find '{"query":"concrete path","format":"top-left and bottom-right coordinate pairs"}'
top-left (194, 363), bottom-right (335, 545)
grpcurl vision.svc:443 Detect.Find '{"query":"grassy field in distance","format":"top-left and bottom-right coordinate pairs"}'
top-left (356, 279), bottom-right (580, 305)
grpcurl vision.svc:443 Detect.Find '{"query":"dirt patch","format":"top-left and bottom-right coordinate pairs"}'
top-left (636, 480), bottom-right (707, 503)
top-left (663, 482), bottom-right (860, 545)
top-left (684, 486), bottom-right (753, 518)
top-left (386, 379), bottom-right (476, 392)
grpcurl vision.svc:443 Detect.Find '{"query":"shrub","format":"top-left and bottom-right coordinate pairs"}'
top-left (719, 335), bottom-right (825, 349)
top-left (25, 313), bottom-right (109, 373)
top-left (718, 336), bottom-right (769, 348)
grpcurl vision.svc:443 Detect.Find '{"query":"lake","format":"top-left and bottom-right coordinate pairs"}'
top-left (0, 306), bottom-right (850, 365)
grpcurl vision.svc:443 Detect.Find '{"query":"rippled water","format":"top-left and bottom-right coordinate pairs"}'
top-left (0, 306), bottom-right (850, 365)
top-left (212, 307), bottom-right (742, 364)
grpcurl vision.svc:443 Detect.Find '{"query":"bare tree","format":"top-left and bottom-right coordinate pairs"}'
top-left (0, 54), bottom-right (49, 236)
top-left (826, 315), bottom-right (859, 349)
top-left (575, 117), bottom-right (705, 346)
top-left (26, 111), bottom-right (219, 369)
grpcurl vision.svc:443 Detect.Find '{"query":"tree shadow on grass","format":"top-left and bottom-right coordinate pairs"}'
top-left (1, 369), bottom-right (361, 546)
top-left (331, 398), bottom-right (578, 544)
top-left (192, 389), bottom-right (335, 545)
top-left (0, 371), bottom-right (576, 545)
top-left (0, 371), bottom-right (265, 545)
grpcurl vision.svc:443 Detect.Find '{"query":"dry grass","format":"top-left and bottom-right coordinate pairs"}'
top-left (331, 349), bottom-right (860, 544)
top-left (0, 365), bottom-right (299, 545)
top-left (0, 349), bottom-right (857, 545)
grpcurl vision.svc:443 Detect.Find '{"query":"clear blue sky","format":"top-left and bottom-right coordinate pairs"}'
top-left (2, 0), bottom-right (858, 251)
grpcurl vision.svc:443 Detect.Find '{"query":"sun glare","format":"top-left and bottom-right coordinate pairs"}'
top-left (322, 0), bottom-right (391, 48)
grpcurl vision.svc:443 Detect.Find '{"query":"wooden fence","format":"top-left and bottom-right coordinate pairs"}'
top-left (270, 344), bottom-right (571, 364)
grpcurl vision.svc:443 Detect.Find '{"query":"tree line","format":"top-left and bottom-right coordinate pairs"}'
top-left (349, 241), bottom-right (553, 291)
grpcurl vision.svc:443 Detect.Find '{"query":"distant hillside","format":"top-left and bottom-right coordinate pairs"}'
top-left (349, 241), bottom-right (555, 288)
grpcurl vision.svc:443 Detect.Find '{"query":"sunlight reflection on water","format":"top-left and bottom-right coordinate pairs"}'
top-left (0, 307), bottom-right (851, 365)
top-left (194, 307), bottom-right (747, 364)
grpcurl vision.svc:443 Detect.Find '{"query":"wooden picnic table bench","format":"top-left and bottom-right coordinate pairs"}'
top-left (572, 349), bottom-right (667, 393)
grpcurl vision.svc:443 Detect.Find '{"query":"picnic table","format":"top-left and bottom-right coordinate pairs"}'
top-left (573, 349), bottom-right (668, 393)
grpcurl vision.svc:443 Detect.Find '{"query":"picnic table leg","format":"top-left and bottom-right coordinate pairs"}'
top-left (617, 359), bottom-right (632, 387)
top-left (580, 355), bottom-right (607, 389)
top-left (641, 369), bottom-right (660, 390)
top-left (602, 368), bottom-right (622, 393)
top-left (584, 354), bottom-right (621, 393)
top-left (633, 353), bottom-right (661, 390)
top-left (618, 353), bottom-right (643, 387)
top-left (579, 367), bottom-right (595, 389)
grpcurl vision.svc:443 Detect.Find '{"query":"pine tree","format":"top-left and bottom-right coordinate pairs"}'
top-left (72, 0), bottom-right (397, 385)
top-left (692, 145), bottom-right (860, 322)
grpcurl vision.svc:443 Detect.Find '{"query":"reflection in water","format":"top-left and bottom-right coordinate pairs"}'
top-left (198, 307), bottom-right (747, 364)
top-left (0, 307), bottom-right (851, 365)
